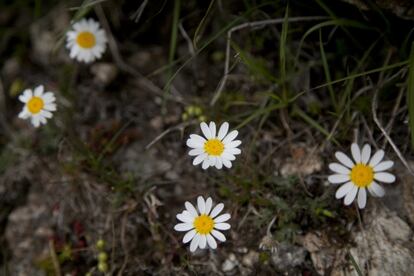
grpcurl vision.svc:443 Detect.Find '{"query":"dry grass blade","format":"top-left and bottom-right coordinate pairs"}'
top-left (130, 0), bottom-right (148, 23)
top-left (408, 42), bottom-right (414, 149)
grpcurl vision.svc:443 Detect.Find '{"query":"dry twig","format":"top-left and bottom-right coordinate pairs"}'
top-left (372, 83), bottom-right (414, 175)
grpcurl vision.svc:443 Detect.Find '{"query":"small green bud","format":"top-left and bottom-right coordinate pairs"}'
top-left (98, 252), bottom-right (108, 262)
top-left (198, 115), bottom-right (206, 122)
top-left (98, 261), bottom-right (108, 272)
top-left (182, 113), bottom-right (189, 121)
top-left (187, 106), bottom-right (195, 115)
top-left (96, 239), bottom-right (106, 250)
top-left (194, 106), bottom-right (202, 116)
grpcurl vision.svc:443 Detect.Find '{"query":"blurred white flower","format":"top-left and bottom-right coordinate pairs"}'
top-left (66, 18), bottom-right (107, 63)
top-left (18, 85), bottom-right (57, 128)
top-left (174, 196), bottom-right (231, 252)
top-left (328, 143), bottom-right (395, 209)
top-left (186, 122), bottom-right (241, 170)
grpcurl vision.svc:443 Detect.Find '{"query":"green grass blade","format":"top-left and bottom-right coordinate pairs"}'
top-left (280, 5), bottom-right (289, 102)
top-left (319, 29), bottom-right (337, 112)
top-left (307, 60), bottom-right (408, 93)
top-left (315, 0), bottom-right (364, 48)
top-left (293, 106), bottom-right (339, 145)
top-left (236, 102), bottom-right (286, 129)
top-left (97, 121), bottom-right (132, 163)
top-left (348, 251), bottom-right (363, 276)
top-left (162, 1), bottom-right (277, 101)
top-left (408, 42), bottom-right (414, 149)
top-left (193, 0), bottom-right (216, 49)
top-left (163, 0), bottom-right (181, 113)
top-left (162, 16), bottom-right (241, 95)
top-left (338, 36), bottom-right (383, 110)
top-left (295, 19), bottom-right (372, 65)
top-left (232, 42), bottom-right (279, 83)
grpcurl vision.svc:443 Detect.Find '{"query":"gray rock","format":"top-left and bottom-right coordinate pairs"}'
top-left (270, 242), bottom-right (307, 270)
top-left (349, 204), bottom-right (414, 275)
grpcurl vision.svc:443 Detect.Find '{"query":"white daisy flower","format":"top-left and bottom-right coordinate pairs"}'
top-left (18, 85), bottom-right (57, 128)
top-left (186, 122), bottom-right (241, 170)
top-left (328, 143), bottom-right (396, 209)
top-left (174, 196), bottom-right (231, 252)
top-left (66, 18), bottom-right (107, 63)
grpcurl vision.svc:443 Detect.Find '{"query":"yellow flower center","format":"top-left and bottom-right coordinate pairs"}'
top-left (76, 31), bottom-right (96, 48)
top-left (193, 214), bottom-right (214, 235)
top-left (350, 163), bottom-right (374, 187)
top-left (204, 139), bottom-right (224, 156)
top-left (27, 97), bottom-right (44, 114)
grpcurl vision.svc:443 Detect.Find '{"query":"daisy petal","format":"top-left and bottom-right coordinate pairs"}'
top-left (189, 134), bottom-right (207, 146)
top-left (369, 150), bottom-right (384, 167)
top-left (177, 212), bottom-right (194, 223)
top-left (374, 161), bottom-right (394, 172)
top-left (200, 122), bottom-right (212, 139)
top-left (202, 159), bottom-right (210, 170)
top-left (357, 188), bottom-right (367, 209)
top-left (206, 234), bottom-right (217, 249)
top-left (31, 116), bottom-right (41, 128)
top-left (222, 159), bottom-right (232, 168)
top-left (226, 140), bottom-right (242, 148)
top-left (374, 172), bottom-right (396, 183)
top-left (211, 230), bottom-right (226, 242)
top-left (205, 197), bottom-right (213, 215)
top-left (174, 223), bottom-right (193, 232)
top-left (187, 138), bottom-right (204, 148)
top-left (190, 234), bottom-right (200, 252)
top-left (222, 152), bottom-right (236, 161)
top-left (185, 202), bottom-right (199, 217)
top-left (208, 156), bottom-right (217, 166)
top-left (214, 223), bottom-right (230, 230)
top-left (18, 89), bottom-right (32, 103)
top-left (223, 130), bottom-right (238, 144)
top-left (214, 213), bottom-right (231, 223)
top-left (18, 109), bottom-right (29, 119)
top-left (368, 182), bottom-right (385, 197)
top-left (344, 185), bottom-right (358, 205)
top-left (34, 85), bottom-right (44, 96)
top-left (40, 110), bottom-right (52, 119)
top-left (361, 144), bottom-right (371, 164)
top-left (210, 203), bottom-right (224, 218)
top-left (193, 153), bottom-right (207, 165)
top-left (225, 148), bottom-right (241, 155)
top-left (43, 92), bottom-right (55, 103)
top-left (329, 163), bottom-right (350, 174)
top-left (199, 235), bottom-right (207, 249)
top-left (351, 143), bottom-right (361, 163)
top-left (215, 158), bottom-right (223, 169)
top-left (189, 148), bottom-right (205, 156)
top-left (39, 116), bottom-right (47, 125)
top-left (197, 196), bottom-right (206, 214)
top-left (209, 122), bottom-right (216, 138)
top-left (335, 182), bottom-right (354, 199)
top-left (335, 152), bottom-right (354, 168)
top-left (183, 229), bottom-right (196, 244)
top-left (328, 174), bottom-right (350, 184)
top-left (44, 103), bottom-right (57, 112)
top-left (217, 122), bottom-right (229, 140)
